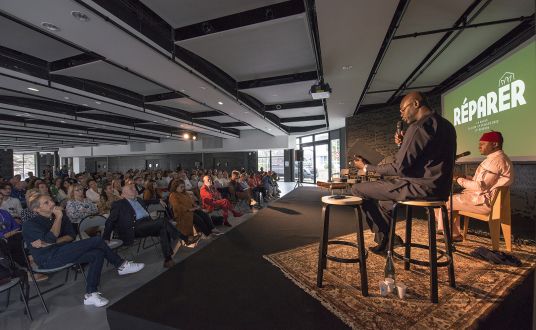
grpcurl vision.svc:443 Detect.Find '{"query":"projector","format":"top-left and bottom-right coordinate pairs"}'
top-left (309, 81), bottom-right (332, 100)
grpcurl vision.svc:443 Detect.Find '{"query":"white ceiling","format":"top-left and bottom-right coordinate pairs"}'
top-left (140, 0), bottom-right (286, 28)
top-left (177, 15), bottom-right (316, 81)
top-left (243, 79), bottom-right (316, 104)
top-left (285, 119), bottom-right (325, 127)
top-left (147, 97), bottom-right (212, 113)
top-left (269, 106), bottom-right (324, 118)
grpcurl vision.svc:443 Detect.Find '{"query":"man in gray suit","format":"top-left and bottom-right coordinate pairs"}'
top-left (352, 92), bottom-right (456, 253)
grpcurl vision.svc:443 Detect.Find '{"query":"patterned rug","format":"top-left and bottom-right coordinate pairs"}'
top-left (264, 220), bottom-right (536, 329)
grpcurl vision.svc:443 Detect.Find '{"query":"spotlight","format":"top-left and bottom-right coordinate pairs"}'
top-left (192, 135), bottom-right (197, 141)
top-left (183, 133), bottom-right (190, 139)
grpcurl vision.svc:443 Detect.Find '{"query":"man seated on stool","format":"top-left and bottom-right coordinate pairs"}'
top-left (22, 193), bottom-right (144, 307)
top-left (435, 131), bottom-right (513, 241)
top-left (103, 183), bottom-right (187, 268)
top-left (351, 92), bottom-right (457, 254)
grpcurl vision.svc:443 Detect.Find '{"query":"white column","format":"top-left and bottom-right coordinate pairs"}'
top-left (73, 157), bottom-right (86, 173)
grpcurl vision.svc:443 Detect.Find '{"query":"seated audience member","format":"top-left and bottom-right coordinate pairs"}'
top-left (435, 131), bottom-right (514, 240)
top-left (262, 172), bottom-right (275, 200)
top-left (200, 175), bottom-right (242, 227)
top-left (142, 179), bottom-right (161, 205)
top-left (103, 183), bottom-right (186, 268)
top-left (0, 208), bottom-right (25, 267)
top-left (169, 180), bottom-right (220, 240)
top-left (10, 180), bottom-right (26, 207)
top-left (21, 190), bottom-right (39, 223)
top-left (248, 172), bottom-right (264, 208)
top-left (37, 182), bottom-right (51, 196)
top-left (0, 183), bottom-right (23, 221)
top-left (65, 184), bottom-right (98, 231)
top-left (97, 183), bottom-right (121, 216)
top-left (86, 179), bottom-right (101, 204)
top-left (50, 178), bottom-right (66, 203)
top-left (214, 171), bottom-right (231, 199)
top-left (112, 179), bottom-right (123, 197)
top-left (22, 193), bottom-right (144, 307)
top-left (134, 176), bottom-right (145, 197)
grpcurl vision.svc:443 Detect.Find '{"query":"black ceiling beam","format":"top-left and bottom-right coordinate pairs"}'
top-left (220, 122), bottom-right (248, 127)
top-left (353, 0), bottom-right (410, 115)
top-left (0, 45), bottom-right (49, 79)
top-left (144, 91), bottom-right (186, 103)
top-left (367, 85), bottom-right (439, 94)
top-left (191, 111), bottom-right (222, 118)
top-left (387, 0), bottom-right (487, 104)
top-left (393, 15), bottom-right (533, 40)
top-left (433, 18), bottom-right (535, 95)
top-left (285, 124), bottom-right (325, 133)
top-left (174, 0), bottom-right (305, 41)
top-left (237, 71), bottom-right (317, 90)
top-left (280, 115), bottom-right (325, 123)
top-left (265, 99), bottom-right (323, 111)
top-left (49, 52), bottom-right (104, 72)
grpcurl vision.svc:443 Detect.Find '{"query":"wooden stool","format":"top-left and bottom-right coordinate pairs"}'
top-left (388, 200), bottom-right (456, 303)
top-left (317, 195), bottom-right (368, 296)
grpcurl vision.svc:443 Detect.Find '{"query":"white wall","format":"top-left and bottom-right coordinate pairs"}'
top-left (58, 129), bottom-right (295, 158)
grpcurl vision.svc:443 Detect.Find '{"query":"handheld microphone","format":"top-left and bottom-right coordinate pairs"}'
top-left (396, 121), bottom-right (403, 148)
top-left (455, 151), bottom-right (471, 160)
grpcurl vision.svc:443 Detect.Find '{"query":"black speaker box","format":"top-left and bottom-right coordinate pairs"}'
top-left (295, 149), bottom-right (304, 162)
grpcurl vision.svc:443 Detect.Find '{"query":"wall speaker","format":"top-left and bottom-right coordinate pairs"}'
top-left (295, 149), bottom-right (304, 162)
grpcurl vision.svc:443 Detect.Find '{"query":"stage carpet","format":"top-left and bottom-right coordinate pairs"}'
top-left (265, 221), bottom-right (536, 329)
top-left (107, 187), bottom-right (534, 329)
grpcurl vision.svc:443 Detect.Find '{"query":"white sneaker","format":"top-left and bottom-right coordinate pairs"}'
top-left (84, 292), bottom-right (109, 307)
top-left (117, 261), bottom-right (145, 275)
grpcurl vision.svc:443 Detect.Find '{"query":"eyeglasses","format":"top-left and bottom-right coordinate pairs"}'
top-left (400, 103), bottom-right (412, 113)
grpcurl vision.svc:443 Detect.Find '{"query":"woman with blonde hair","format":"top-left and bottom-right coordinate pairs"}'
top-left (97, 182), bottom-right (120, 216)
top-left (65, 183), bottom-right (98, 232)
top-left (111, 179), bottom-right (123, 196)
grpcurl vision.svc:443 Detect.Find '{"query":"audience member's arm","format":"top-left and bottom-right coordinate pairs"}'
top-left (56, 215), bottom-right (76, 244)
top-left (103, 200), bottom-right (120, 241)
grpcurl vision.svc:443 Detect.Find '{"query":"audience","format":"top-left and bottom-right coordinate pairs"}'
top-left (22, 193), bottom-right (144, 307)
top-left (97, 182), bottom-right (120, 216)
top-left (65, 184), bottom-right (98, 231)
top-left (200, 175), bottom-right (243, 227)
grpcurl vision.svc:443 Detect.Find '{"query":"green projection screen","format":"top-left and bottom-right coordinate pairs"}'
top-left (442, 39), bottom-right (536, 162)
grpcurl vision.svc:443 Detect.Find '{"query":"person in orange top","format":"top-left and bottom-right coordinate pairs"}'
top-left (200, 175), bottom-right (242, 227)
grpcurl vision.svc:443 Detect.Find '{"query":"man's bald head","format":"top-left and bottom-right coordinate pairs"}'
top-left (399, 91), bottom-right (431, 124)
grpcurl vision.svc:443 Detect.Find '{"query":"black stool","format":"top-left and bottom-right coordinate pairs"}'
top-left (317, 195), bottom-right (368, 296)
top-left (388, 200), bottom-right (456, 303)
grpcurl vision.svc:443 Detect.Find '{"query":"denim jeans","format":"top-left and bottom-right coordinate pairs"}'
top-left (40, 236), bottom-right (123, 294)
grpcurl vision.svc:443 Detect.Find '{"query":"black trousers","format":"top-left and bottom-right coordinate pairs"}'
top-left (193, 210), bottom-right (215, 235)
top-left (352, 179), bottom-right (428, 244)
top-left (3, 234), bottom-right (27, 268)
top-left (134, 218), bottom-right (182, 259)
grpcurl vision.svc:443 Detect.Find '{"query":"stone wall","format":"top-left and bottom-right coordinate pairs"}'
top-left (346, 99), bottom-right (536, 238)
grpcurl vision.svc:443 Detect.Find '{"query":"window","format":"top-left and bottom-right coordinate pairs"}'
top-left (315, 133), bottom-right (328, 141)
top-left (301, 136), bottom-right (313, 143)
top-left (271, 150), bottom-right (284, 176)
top-left (13, 153), bottom-right (36, 180)
top-left (257, 150), bottom-right (270, 172)
top-left (331, 139), bottom-right (341, 178)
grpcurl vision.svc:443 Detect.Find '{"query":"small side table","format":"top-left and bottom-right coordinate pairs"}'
top-left (316, 195), bottom-right (368, 296)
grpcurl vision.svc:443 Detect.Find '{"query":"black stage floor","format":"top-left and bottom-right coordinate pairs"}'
top-left (106, 187), bottom-right (534, 329)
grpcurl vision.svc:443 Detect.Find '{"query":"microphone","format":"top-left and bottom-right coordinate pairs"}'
top-left (455, 151), bottom-right (471, 160)
top-left (396, 121), bottom-right (403, 148)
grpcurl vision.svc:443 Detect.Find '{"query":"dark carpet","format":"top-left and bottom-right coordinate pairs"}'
top-left (107, 187), bottom-right (358, 330)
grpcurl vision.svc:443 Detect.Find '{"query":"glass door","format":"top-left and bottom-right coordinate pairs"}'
top-left (315, 144), bottom-right (329, 182)
top-left (302, 146), bottom-right (314, 183)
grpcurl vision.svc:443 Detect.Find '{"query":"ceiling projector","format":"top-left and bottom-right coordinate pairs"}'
top-left (309, 81), bottom-right (332, 100)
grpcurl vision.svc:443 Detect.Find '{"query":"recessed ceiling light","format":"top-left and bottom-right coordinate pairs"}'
top-left (180, 124), bottom-right (184, 127)
top-left (244, 112), bottom-right (249, 114)
top-left (41, 22), bottom-right (60, 31)
top-left (342, 65), bottom-right (353, 70)
top-left (27, 87), bottom-right (39, 92)
top-left (60, 120), bottom-right (66, 123)
top-left (78, 133), bottom-right (83, 136)
top-left (71, 11), bottom-right (90, 22)
top-left (338, 101), bottom-right (345, 105)
top-left (153, 120), bottom-right (157, 123)
top-left (95, 101), bottom-right (101, 105)
top-left (164, 119), bottom-right (168, 122)
top-left (64, 96), bottom-right (70, 100)
top-left (230, 112), bottom-right (234, 115)
top-left (180, 89), bottom-right (186, 92)
top-left (200, 86), bottom-right (206, 90)
top-left (218, 101), bottom-right (223, 105)
top-left (268, 128), bottom-right (272, 131)
top-left (82, 103), bottom-right (88, 106)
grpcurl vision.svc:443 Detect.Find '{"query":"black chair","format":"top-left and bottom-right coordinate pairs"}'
top-left (387, 200), bottom-right (456, 303)
top-left (0, 239), bottom-right (32, 320)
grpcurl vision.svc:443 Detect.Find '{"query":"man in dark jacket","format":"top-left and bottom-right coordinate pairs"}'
top-left (103, 183), bottom-right (185, 268)
top-left (352, 92), bottom-right (456, 253)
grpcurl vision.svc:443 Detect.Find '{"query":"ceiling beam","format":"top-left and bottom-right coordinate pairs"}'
top-left (220, 122), bottom-right (248, 128)
top-left (174, 0), bottom-right (305, 42)
top-left (353, 0), bottom-right (410, 115)
top-left (393, 15), bottom-right (533, 40)
top-left (49, 52), bottom-right (104, 72)
top-left (286, 124), bottom-right (325, 133)
top-left (190, 111), bottom-right (222, 118)
top-left (237, 71), bottom-right (317, 90)
top-left (265, 100), bottom-right (323, 111)
top-left (144, 91), bottom-right (185, 103)
top-left (280, 115), bottom-right (325, 123)
top-left (387, 0), bottom-right (487, 103)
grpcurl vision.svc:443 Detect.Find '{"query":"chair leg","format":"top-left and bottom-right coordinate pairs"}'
top-left (462, 215), bottom-right (469, 240)
top-left (427, 207), bottom-right (439, 303)
top-left (29, 271), bottom-right (49, 313)
top-left (501, 213), bottom-right (512, 252)
top-left (354, 205), bottom-right (368, 297)
top-left (387, 203), bottom-right (399, 253)
top-left (404, 205), bottom-right (412, 270)
top-left (19, 282), bottom-right (32, 321)
top-left (316, 204), bottom-right (330, 288)
top-left (488, 219), bottom-right (501, 251)
top-left (441, 206), bottom-right (456, 288)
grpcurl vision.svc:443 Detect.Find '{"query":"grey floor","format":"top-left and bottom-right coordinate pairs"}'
top-left (0, 182), bottom-right (304, 330)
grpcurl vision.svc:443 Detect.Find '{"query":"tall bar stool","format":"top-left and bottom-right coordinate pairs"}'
top-left (317, 195), bottom-right (368, 296)
top-left (388, 200), bottom-right (456, 303)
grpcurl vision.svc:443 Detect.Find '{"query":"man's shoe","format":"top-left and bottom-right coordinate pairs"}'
top-left (393, 235), bottom-right (404, 248)
top-left (368, 243), bottom-right (387, 255)
top-left (117, 261), bottom-right (145, 275)
top-left (84, 292), bottom-right (109, 307)
top-left (163, 259), bottom-right (175, 268)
